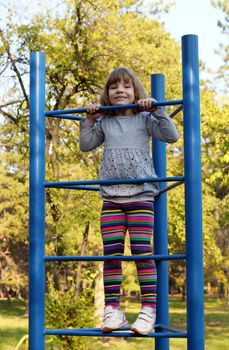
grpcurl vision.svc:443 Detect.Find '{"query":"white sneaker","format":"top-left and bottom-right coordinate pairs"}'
top-left (101, 306), bottom-right (128, 333)
top-left (131, 307), bottom-right (156, 335)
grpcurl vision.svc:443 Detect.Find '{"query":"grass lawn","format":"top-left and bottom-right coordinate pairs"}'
top-left (0, 297), bottom-right (228, 350)
top-left (0, 299), bottom-right (28, 350)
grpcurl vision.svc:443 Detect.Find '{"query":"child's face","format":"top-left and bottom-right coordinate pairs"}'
top-left (108, 79), bottom-right (135, 107)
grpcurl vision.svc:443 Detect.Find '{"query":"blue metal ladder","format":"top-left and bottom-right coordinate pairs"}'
top-left (29, 34), bottom-right (204, 350)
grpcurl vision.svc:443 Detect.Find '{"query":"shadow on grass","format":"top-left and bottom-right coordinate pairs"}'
top-left (0, 299), bottom-right (26, 317)
top-left (0, 327), bottom-right (27, 350)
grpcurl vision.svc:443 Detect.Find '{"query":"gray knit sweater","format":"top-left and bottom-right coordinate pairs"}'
top-left (79, 109), bottom-right (179, 203)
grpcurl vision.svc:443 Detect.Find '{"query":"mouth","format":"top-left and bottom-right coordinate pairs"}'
top-left (115, 96), bottom-right (126, 100)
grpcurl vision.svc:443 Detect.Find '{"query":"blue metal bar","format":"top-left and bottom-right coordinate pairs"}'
top-left (47, 106), bottom-right (182, 121)
top-left (55, 185), bottom-right (100, 191)
top-left (29, 52), bottom-right (46, 350)
top-left (182, 34), bottom-right (204, 350)
top-left (59, 325), bottom-right (183, 332)
top-left (45, 99), bottom-right (183, 116)
top-left (46, 325), bottom-right (184, 332)
top-left (158, 181), bottom-right (184, 195)
top-left (151, 74), bottom-right (169, 350)
top-left (45, 254), bottom-right (186, 262)
top-left (157, 325), bottom-right (186, 334)
top-left (28, 39), bottom-right (204, 350)
top-left (50, 182), bottom-right (184, 193)
top-left (45, 176), bottom-right (184, 188)
top-left (169, 105), bottom-right (183, 119)
top-left (46, 114), bottom-right (84, 121)
top-left (44, 329), bottom-right (187, 338)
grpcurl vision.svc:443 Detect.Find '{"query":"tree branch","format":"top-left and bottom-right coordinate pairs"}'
top-left (0, 29), bottom-right (30, 108)
top-left (75, 222), bottom-right (90, 300)
top-left (0, 100), bottom-right (22, 108)
top-left (0, 107), bottom-right (17, 123)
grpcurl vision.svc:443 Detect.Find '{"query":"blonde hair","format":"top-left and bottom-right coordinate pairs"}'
top-left (100, 67), bottom-right (147, 116)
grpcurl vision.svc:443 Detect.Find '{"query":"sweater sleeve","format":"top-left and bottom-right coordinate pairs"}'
top-left (145, 108), bottom-right (179, 143)
top-left (79, 119), bottom-right (104, 152)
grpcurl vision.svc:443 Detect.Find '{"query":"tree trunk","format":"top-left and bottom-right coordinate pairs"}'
top-left (94, 263), bottom-right (104, 326)
top-left (227, 279), bottom-right (229, 306)
top-left (182, 285), bottom-right (186, 301)
top-left (75, 222), bottom-right (90, 300)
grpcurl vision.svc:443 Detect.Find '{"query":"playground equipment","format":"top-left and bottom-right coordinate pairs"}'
top-left (29, 34), bottom-right (204, 350)
top-left (15, 335), bottom-right (28, 350)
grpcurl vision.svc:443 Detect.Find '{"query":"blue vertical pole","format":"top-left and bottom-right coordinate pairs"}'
top-left (182, 35), bottom-right (204, 350)
top-left (29, 52), bottom-right (46, 350)
top-left (151, 74), bottom-right (169, 350)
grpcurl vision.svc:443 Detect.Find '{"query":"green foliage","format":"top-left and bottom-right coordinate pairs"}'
top-left (0, 148), bottom-right (28, 293)
top-left (0, 0), bottom-right (228, 302)
top-left (46, 277), bottom-right (94, 350)
top-left (212, 0), bottom-right (229, 93)
top-left (0, 0), bottom-right (181, 296)
top-left (1, 298), bottom-right (229, 350)
top-left (200, 88), bottom-right (229, 287)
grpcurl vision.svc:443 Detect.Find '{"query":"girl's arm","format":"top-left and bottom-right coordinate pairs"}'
top-left (145, 108), bottom-right (179, 143)
top-left (79, 119), bottom-right (104, 151)
top-left (79, 103), bottom-right (105, 152)
top-left (138, 98), bottom-right (179, 143)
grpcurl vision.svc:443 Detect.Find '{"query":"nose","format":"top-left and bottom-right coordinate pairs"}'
top-left (116, 83), bottom-right (124, 92)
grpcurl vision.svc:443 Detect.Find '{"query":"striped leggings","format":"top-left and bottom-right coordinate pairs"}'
top-left (100, 200), bottom-right (157, 310)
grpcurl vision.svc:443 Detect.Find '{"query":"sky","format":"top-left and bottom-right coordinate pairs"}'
top-left (160, 0), bottom-right (225, 73)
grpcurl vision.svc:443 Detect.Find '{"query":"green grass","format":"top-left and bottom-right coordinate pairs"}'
top-left (0, 299), bottom-right (28, 350)
top-left (0, 297), bottom-right (228, 350)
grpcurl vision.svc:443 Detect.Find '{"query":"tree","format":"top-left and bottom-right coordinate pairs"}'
top-left (199, 85), bottom-right (229, 299)
top-left (212, 0), bottom-right (229, 93)
top-left (0, 0), bottom-right (183, 347)
top-left (0, 9), bottom-right (228, 347)
top-left (0, 133), bottom-right (29, 298)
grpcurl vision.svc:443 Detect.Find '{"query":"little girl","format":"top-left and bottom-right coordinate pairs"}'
top-left (79, 67), bottom-right (179, 335)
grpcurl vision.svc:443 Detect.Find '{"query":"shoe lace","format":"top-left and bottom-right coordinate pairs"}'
top-left (104, 309), bottom-right (115, 321)
top-left (138, 310), bottom-right (154, 322)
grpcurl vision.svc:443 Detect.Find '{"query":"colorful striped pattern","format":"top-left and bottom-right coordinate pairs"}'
top-left (100, 201), bottom-right (157, 310)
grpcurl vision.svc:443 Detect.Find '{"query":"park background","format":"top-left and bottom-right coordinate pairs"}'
top-left (0, 0), bottom-right (228, 349)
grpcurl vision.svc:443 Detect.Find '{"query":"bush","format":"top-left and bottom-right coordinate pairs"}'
top-left (46, 280), bottom-right (95, 350)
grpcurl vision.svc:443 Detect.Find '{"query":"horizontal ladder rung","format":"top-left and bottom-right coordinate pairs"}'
top-left (44, 181), bottom-right (184, 193)
top-left (45, 100), bottom-right (183, 116)
top-left (45, 254), bottom-right (186, 262)
top-left (45, 176), bottom-right (185, 188)
top-left (169, 105), bottom-right (183, 118)
top-left (45, 327), bottom-right (187, 338)
top-left (46, 114), bottom-right (84, 121)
